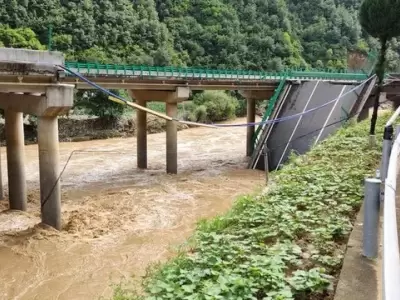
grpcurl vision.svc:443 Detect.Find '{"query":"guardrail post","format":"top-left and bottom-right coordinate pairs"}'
top-left (363, 177), bottom-right (381, 258)
top-left (381, 125), bottom-right (394, 181)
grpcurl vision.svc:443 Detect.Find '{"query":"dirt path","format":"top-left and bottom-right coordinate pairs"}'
top-left (0, 117), bottom-right (265, 300)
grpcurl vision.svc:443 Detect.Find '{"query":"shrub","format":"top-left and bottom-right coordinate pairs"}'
top-left (193, 105), bottom-right (207, 123)
top-left (74, 90), bottom-right (126, 120)
top-left (193, 91), bottom-right (238, 122)
top-left (235, 99), bottom-right (247, 117)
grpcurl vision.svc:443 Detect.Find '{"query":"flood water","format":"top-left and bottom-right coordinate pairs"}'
top-left (0, 117), bottom-right (265, 300)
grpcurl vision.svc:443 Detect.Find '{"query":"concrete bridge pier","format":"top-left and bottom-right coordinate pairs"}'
top-left (128, 91), bottom-right (148, 170)
top-left (38, 116), bottom-right (61, 229)
top-left (0, 85), bottom-right (74, 230)
top-left (166, 100), bottom-right (178, 174)
top-left (5, 110), bottom-right (27, 211)
top-left (240, 90), bottom-right (274, 157)
top-left (246, 99), bottom-right (256, 157)
top-left (0, 146), bottom-right (4, 200)
top-left (37, 86), bottom-right (74, 230)
top-left (130, 87), bottom-right (190, 174)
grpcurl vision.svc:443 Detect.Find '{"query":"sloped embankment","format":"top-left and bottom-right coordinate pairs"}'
top-left (113, 116), bottom-right (386, 300)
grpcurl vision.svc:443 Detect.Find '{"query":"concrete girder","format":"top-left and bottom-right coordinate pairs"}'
top-left (239, 90), bottom-right (275, 101)
top-left (130, 87), bottom-right (190, 103)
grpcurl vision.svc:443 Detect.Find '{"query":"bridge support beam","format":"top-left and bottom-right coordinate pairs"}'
top-left (129, 91), bottom-right (148, 169)
top-left (0, 84), bottom-right (74, 229)
top-left (240, 90), bottom-right (274, 157)
top-left (246, 99), bottom-right (256, 157)
top-left (38, 116), bottom-right (61, 230)
top-left (166, 101), bottom-right (178, 174)
top-left (136, 99), bottom-right (147, 169)
top-left (130, 88), bottom-right (190, 174)
top-left (0, 146), bottom-right (4, 201)
top-left (5, 110), bottom-right (27, 211)
top-left (135, 98), bottom-right (148, 169)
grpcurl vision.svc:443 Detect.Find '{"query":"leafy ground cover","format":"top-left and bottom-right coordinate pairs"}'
top-left (112, 115), bottom-right (388, 300)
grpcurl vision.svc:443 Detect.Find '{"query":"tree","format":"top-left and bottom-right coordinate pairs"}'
top-left (0, 25), bottom-right (44, 50)
top-left (74, 90), bottom-right (127, 119)
top-left (359, 0), bottom-right (400, 135)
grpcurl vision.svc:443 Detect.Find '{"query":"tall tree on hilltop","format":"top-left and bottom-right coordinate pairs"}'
top-left (359, 0), bottom-right (400, 136)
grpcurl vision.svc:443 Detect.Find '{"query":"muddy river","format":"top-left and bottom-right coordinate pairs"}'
top-left (0, 117), bottom-right (265, 300)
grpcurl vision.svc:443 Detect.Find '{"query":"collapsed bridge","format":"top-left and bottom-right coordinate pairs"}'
top-left (0, 47), bottom-right (398, 230)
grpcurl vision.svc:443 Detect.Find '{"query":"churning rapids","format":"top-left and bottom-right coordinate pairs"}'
top-left (0, 117), bottom-right (265, 300)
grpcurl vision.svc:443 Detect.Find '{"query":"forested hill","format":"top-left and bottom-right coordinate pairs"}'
top-left (0, 0), bottom-right (399, 71)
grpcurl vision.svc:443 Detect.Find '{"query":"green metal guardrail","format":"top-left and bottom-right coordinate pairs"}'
top-left (252, 77), bottom-right (287, 147)
top-left (64, 62), bottom-right (369, 81)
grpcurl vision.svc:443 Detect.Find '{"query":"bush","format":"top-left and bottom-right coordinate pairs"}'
top-left (74, 90), bottom-right (127, 120)
top-left (235, 99), bottom-right (247, 117)
top-left (193, 105), bottom-right (207, 123)
top-left (193, 91), bottom-right (238, 123)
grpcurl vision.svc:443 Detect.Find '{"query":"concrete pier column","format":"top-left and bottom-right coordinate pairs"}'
top-left (5, 110), bottom-right (26, 210)
top-left (0, 146), bottom-right (4, 200)
top-left (166, 102), bottom-right (178, 174)
top-left (246, 98), bottom-right (256, 157)
top-left (38, 116), bottom-right (61, 230)
top-left (136, 99), bottom-right (147, 169)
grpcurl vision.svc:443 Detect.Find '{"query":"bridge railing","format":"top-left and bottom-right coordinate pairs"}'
top-left (380, 107), bottom-right (400, 300)
top-left (64, 62), bottom-right (369, 81)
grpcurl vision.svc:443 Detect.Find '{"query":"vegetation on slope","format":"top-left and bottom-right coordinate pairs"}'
top-left (0, 0), bottom-right (387, 70)
top-left (1, 0), bottom-right (398, 127)
top-left (111, 115), bottom-right (386, 300)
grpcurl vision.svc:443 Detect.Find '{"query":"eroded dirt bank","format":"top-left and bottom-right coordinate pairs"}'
top-left (0, 117), bottom-right (264, 300)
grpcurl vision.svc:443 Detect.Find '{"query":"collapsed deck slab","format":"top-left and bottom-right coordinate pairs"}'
top-left (254, 81), bottom-right (364, 171)
top-left (0, 47), bottom-right (64, 81)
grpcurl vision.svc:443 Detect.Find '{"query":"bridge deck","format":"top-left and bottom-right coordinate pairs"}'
top-left (61, 62), bottom-right (368, 90)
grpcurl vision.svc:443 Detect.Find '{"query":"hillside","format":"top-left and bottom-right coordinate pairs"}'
top-left (0, 0), bottom-right (393, 71)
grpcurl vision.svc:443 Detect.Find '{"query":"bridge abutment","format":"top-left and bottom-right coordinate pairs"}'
top-left (5, 110), bottom-right (27, 211)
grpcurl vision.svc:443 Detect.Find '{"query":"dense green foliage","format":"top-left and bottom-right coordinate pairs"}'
top-left (0, 0), bottom-right (398, 120)
top-left (111, 115), bottom-right (385, 299)
top-left (73, 90), bottom-right (129, 119)
top-left (0, 0), bottom-right (394, 120)
top-left (191, 91), bottom-right (238, 123)
top-left (0, 0), bottom-right (385, 70)
top-left (0, 25), bottom-right (44, 50)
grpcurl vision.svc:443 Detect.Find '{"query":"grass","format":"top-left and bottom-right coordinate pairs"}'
top-left (110, 114), bottom-right (388, 300)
